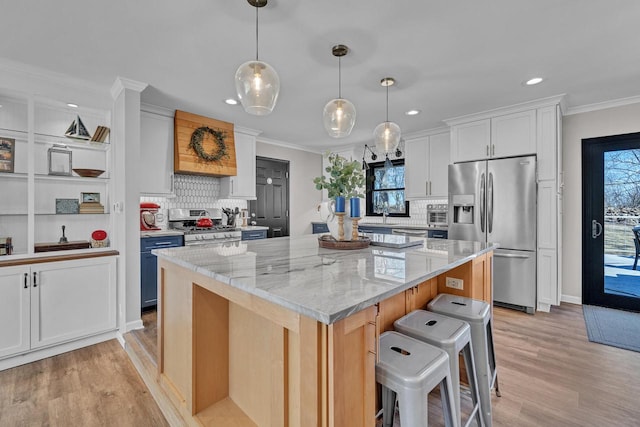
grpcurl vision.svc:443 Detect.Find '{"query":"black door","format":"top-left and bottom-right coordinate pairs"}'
top-left (250, 157), bottom-right (289, 238)
top-left (583, 132), bottom-right (640, 311)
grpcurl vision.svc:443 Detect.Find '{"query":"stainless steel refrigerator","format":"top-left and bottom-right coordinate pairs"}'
top-left (448, 155), bottom-right (537, 313)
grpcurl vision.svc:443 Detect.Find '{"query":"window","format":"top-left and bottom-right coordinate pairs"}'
top-left (366, 159), bottom-right (410, 217)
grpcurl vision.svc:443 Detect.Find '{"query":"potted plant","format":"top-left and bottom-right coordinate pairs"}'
top-left (314, 152), bottom-right (366, 239)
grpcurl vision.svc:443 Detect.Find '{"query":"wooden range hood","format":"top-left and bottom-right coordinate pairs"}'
top-left (174, 110), bottom-right (237, 177)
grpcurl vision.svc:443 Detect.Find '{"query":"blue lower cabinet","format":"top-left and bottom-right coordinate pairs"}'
top-left (428, 229), bottom-right (448, 239)
top-left (141, 235), bottom-right (184, 309)
top-left (242, 229), bottom-right (267, 240)
top-left (358, 226), bottom-right (393, 235)
top-left (312, 223), bottom-right (330, 234)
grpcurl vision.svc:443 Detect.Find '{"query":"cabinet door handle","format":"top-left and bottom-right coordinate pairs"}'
top-left (486, 145), bottom-right (489, 156)
top-left (491, 144), bottom-right (495, 156)
top-left (24, 272), bottom-right (28, 289)
top-left (33, 272), bottom-right (37, 287)
top-left (429, 181), bottom-right (432, 195)
top-left (426, 180), bottom-right (428, 196)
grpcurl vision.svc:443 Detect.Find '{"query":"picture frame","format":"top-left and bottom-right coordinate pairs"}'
top-left (81, 192), bottom-right (100, 203)
top-left (48, 147), bottom-right (72, 176)
top-left (0, 137), bottom-right (15, 173)
top-left (55, 198), bottom-right (79, 214)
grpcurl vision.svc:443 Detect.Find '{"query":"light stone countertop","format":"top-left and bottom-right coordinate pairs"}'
top-left (154, 234), bottom-right (496, 325)
top-left (140, 230), bottom-right (185, 238)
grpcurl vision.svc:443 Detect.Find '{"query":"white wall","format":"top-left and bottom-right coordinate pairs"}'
top-left (562, 102), bottom-right (640, 302)
top-left (255, 141), bottom-right (323, 236)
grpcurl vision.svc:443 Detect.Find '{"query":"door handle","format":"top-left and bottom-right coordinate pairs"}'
top-left (480, 173), bottom-right (485, 233)
top-left (24, 272), bottom-right (28, 289)
top-left (592, 220), bottom-right (603, 239)
top-left (33, 272), bottom-right (37, 288)
top-left (494, 253), bottom-right (530, 259)
top-left (488, 172), bottom-right (494, 234)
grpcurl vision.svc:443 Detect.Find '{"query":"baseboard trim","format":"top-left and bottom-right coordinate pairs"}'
top-left (561, 295), bottom-right (582, 305)
top-left (126, 319), bottom-right (144, 332)
top-left (0, 330), bottom-right (117, 371)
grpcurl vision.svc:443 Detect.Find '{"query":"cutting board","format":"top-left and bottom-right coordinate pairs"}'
top-left (366, 233), bottom-right (425, 249)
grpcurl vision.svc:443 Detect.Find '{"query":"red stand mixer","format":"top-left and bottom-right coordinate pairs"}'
top-left (140, 202), bottom-right (164, 231)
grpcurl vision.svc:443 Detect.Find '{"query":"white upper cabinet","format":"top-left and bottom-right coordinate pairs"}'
top-left (219, 130), bottom-right (257, 200)
top-left (140, 108), bottom-right (174, 195)
top-left (450, 110), bottom-right (536, 163)
top-left (451, 120), bottom-right (490, 163)
top-left (405, 132), bottom-right (450, 199)
top-left (491, 110), bottom-right (536, 158)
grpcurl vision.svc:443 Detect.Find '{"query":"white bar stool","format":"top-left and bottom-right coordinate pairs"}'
top-left (427, 294), bottom-right (500, 427)
top-left (376, 331), bottom-right (459, 427)
top-left (394, 310), bottom-right (484, 427)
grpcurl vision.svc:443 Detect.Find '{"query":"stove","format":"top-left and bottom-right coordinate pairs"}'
top-left (168, 208), bottom-right (242, 245)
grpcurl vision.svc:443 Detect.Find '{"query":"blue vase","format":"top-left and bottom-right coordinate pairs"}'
top-left (335, 196), bottom-right (346, 213)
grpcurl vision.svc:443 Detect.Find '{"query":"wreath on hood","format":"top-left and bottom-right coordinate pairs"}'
top-left (189, 126), bottom-right (228, 162)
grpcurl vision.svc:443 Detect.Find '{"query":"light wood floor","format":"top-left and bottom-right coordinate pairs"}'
top-left (2, 303), bottom-right (639, 426)
top-left (0, 338), bottom-right (168, 427)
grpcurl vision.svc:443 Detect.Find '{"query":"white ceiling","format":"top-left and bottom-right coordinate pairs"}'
top-left (1, 1), bottom-right (639, 151)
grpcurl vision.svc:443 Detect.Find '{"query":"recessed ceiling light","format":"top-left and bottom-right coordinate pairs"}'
top-left (67, 103), bottom-right (78, 108)
top-left (405, 109), bottom-right (421, 116)
top-left (525, 77), bottom-right (544, 86)
top-left (224, 98), bottom-right (238, 105)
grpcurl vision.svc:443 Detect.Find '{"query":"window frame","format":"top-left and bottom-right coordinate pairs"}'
top-left (365, 158), bottom-right (410, 217)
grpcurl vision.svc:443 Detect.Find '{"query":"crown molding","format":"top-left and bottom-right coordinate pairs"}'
top-left (110, 77), bottom-right (148, 100)
top-left (257, 136), bottom-right (324, 154)
top-left (564, 94), bottom-right (640, 116)
top-left (141, 103), bottom-right (174, 117)
top-left (234, 125), bottom-right (262, 137)
top-left (402, 126), bottom-right (450, 141)
top-left (444, 94), bottom-right (567, 126)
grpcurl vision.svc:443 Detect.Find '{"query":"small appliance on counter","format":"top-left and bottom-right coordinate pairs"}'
top-left (140, 202), bottom-right (164, 231)
top-left (427, 204), bottom-right (448, 227)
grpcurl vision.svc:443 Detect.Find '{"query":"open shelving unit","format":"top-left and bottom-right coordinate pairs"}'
top-left (0, 89), bottom-right (112, 256)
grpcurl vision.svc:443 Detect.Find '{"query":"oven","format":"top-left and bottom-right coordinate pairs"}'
top-left (169, 208), bottom-right (242, 246)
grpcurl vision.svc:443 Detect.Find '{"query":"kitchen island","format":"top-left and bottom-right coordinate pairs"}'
top-left (154, 235), bottom-right (496, 427)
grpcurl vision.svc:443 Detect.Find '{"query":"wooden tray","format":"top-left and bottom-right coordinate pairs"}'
top-left (318, 235), bottom-right (370, 250)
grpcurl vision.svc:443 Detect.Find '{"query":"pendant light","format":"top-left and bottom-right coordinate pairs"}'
top-left (323, 44), bottom-right (356, 138)
top-left (235, 0), bottom-right (280, 116)
top-left (373, 77), bottom-right (401, 163)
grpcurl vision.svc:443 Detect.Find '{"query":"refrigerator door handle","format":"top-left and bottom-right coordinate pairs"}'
top-left (488, 172), bottom-right (494, 233)
top-left (480, 172), bottom-right (485, 233)
top-left (494, 253), bottom-right (531, 259)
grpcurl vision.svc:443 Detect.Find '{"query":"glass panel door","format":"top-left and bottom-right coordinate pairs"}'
top-left (583, 132), bottom-right (640, 311)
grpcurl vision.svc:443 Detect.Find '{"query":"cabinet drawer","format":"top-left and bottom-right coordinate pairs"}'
top-left (141, 235), bottom-right (184, 251)
top-left (428, 230), bottom-right (448, 239)
top-left (242, 230), bottom-right (267, 240)
top-left (312, 223), bottom-right (329, 234)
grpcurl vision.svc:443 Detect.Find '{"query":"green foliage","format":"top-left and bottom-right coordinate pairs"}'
top-left (313, 152), bottom-right (366, 199)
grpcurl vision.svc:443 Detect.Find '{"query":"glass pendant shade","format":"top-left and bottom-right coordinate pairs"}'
top-left (374, 121), bottom-right (401, 154)
top-left (323, 98), bottom-right (356, 138)
top-left (235, 60), bottom-right (280, 116)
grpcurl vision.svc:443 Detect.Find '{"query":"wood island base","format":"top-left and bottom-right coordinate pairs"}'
top-left (157, 251), bottom-right (492, 427)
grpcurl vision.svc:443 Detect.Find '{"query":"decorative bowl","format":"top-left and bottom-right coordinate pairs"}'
top-left (73, 168), bottom-right (105, 178)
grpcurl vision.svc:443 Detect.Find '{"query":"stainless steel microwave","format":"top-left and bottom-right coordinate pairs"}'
top-left (427, 204), bottom-right (448, 227)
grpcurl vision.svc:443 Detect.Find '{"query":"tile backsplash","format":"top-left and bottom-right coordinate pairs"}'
top-left (361, 199), bottom-right (447, 225)
top-left (141, 174), bottom-right (247, 227)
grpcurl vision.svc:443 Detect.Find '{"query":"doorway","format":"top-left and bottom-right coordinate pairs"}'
top-left (249, 157), bottom-right (289, 238)
top-left (583, 132), bottom-right (640, 311)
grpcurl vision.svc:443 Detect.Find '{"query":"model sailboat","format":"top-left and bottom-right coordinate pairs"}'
top-left (64, 115), bottom-right (91, 140)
